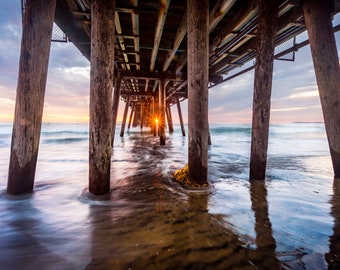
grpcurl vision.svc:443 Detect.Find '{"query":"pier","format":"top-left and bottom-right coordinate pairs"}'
top-left (7, 0), bottom-right (340, 195)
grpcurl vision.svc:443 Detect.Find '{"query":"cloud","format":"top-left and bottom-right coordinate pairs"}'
top-left (0, 0), bottom-right (339, 124)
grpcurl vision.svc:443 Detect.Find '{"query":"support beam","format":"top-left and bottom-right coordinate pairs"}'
top-left (187, 0), bottom-right (209, 185)
top-left (89, 0), bottom-right (115, 195)
top-left (249, 0), bottom-right (279, 180)
top-left (176, 96), bottom-right (186, 137)
top-left (140, 102), bottom-right (144, 129)
top-left (128, 102), bottom-right (135, 129)
top-left (159, 80), bottom-right (166, 145)
top-left (112, 72), bottom-right (121, 145)
top-left (303, 0), bottom-right (340, 177)
top-left (152, 96), bottom-right (157, 136)
top-left (120, 95), bottom-right (131, 137)
top-left (150, 0), bottom-right (170, 72)
top-left (166, 103), bottom-right (174, 133)
top-left (7, 0), bottom-right (56, 195)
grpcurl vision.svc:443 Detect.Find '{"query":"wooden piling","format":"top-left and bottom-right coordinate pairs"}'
top-left (152, 96), bottom-right (157, 136)
top-left (128, 102), bottom-right (135, 130)
top-left (140, 102), bottom-right (144, 129)
top-left (120, 95), bottom-right (130, 137)
top-left (159, 80), bottom-right (166, 145)
top-left (111, 72), bottom-right (121, 145)
top-left (166, 103), bottom-right (174, 133)
top-left (187, 0), bottom-right (209, 184)
top-left (249, 0), bottom-right (278, 180)
top-left (89, 0), bottom-right (115, 195)
top-left (7, 0), bottom-right (56, 195)
top-left (303, 0), bottom-right (340, 177)
top-left (176, 96), bottom-right (186, 136)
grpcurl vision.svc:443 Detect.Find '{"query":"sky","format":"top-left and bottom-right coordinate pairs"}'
top-left (0, 1), bottom-right (339, 124)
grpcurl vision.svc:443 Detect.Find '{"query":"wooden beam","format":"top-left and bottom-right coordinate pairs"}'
top-left (131, 0), bottom-right (140, 70)
top-left (210, 5), bottom-right (303, 74)
top-left (121, 70), bottom-right (179, 81)
top-left (249, 0), bottom-right (279, 180)
top-left (209, 0), bottom-right (236, 32)
top-left (89, 0), bottom-right (115, 195)
top-left (303, 0), bottom-right (340, 177)
top-left (7, 0), bottom-right (57, 195)
top-left (162, 9), bottom-right (187, 71)
top-left (210, 0), bottom-right (257, 53)
top-left (150, 0), bottom-right (170, 72)
top-left (111, 72), bottom-right (121, 145)
top-left (187, 0), bottom-right (209, 185)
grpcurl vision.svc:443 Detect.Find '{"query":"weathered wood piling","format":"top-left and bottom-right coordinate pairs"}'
top-left (249, 0), bottom-right (279, 180)
top-left (187, 0), bottom-right (209, 185)
top-left (89, 0), bottom-right (115, 195)
top-left (7, 0), bottom-right (56, 195)
top-left (303, 0), bottom-right (340, 177)
top-left (159, 80), bottom-right (166, 145)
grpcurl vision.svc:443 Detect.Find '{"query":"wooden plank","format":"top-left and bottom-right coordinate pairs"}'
top-left (303, 0), bottom-right (340, 177)
top-left (187, 0), bottom-right (209, 185)
top-left (150, 0), bottom-right (170, 72)
top-left (249, 0), bottom-right (279, 180)
top-left (162, 9), bottom-right (187, 71)
top-left (209, 0), bottom-right (236, 32)
top-left (120, 70), bottom-right (179, 81)
top-left (7, 0), bottom-right (56, 195)
top-left (89, 0), bottom-right (115, 195)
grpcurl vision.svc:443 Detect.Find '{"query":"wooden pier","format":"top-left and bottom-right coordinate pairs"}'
top-left (7, 0), bottom-right (340, 194)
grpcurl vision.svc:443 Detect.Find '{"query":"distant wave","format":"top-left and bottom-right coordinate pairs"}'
top-left (42, 137), bottom-right (87, 144)
top-left (41, 130), bottom-right (89, 136)
top-left (210, 126), bottom-right (252, 135)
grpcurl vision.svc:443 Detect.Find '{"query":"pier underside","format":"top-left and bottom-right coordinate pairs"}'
top-left (7, 0), bottom-right (340, 194)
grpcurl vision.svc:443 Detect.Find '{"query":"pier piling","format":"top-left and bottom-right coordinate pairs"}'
top-left (112, 72), bottom-right (121, 145)
top-left (159, 80), bottom-right (166, 145)
top-left (7, 0), bottom-right (56, 195)
top-left (89, 0), bottom-right (115, 195)
top-left (176, 96), bottom-right (186, 137)
top-left (303, 0), bottom-right (340, 177)
top-left (249, 0), bottom-right (279, 180)
top-left (187, 0), bottom-right (209, 184)
top-left (120, 95), bottom-right (130, 137)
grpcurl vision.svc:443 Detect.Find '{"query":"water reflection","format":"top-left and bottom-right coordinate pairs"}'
top-left (249, 180), bottom-right (279, 269)
top-left (84, 134), bottom-right (286, 269)
top-left (326, 177), bottom-right (340, 269)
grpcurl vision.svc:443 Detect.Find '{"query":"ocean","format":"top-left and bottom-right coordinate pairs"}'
top-left (0, 122), bottom-right (338, 269)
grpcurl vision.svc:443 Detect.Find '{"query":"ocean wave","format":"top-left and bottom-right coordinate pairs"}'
top-left (41, 130), bottom-right (89, 136)
top-left (42, 137), bottom-right (87, 144)
top-left (210, 126), bottom-right (252, 135)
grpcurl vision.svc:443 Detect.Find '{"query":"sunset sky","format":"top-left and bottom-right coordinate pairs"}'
top-left (0, 1), bottom-right (339, 124)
